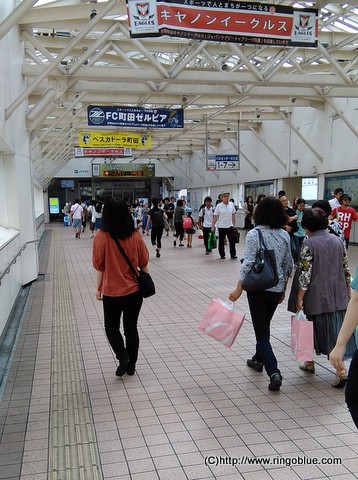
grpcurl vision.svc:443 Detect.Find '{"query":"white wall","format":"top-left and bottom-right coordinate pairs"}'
top-left (0, 1), bottom-right (40, 339)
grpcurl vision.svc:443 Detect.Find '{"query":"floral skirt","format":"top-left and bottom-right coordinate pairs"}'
top-left (308, 310), bottom-right (357, 360)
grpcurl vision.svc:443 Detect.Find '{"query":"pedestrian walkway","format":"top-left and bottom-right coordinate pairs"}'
top-left (0, 223), bottom-right (357, 480)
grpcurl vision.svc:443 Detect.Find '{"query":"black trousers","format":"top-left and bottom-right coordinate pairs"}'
top-left (247, 290), bottom-right (283, 377)
top-left (346, 349), bottom-right (358, 429)
top-left (202, 226), bottom-right (211, 252)
top-left (151, 226), bottom-right (163, 249)
top-left (174, 221), bottom-right (184, 241)
top-left (218, 227), bottom-right (236, 258)
top-left (103, 291), bottom-right (143, 365)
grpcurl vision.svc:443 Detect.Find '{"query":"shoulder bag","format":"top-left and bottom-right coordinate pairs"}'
top-left (111, 235), bottom-right (155, 298)
top-left (242, 228), bottom-right (279, 292)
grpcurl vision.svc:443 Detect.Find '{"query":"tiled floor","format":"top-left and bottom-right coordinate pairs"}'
top-left (0, 223), bottom-right (358, 480)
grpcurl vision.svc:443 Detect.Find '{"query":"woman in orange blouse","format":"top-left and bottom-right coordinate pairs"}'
top-left (93, 198), bottom-right (149, 377)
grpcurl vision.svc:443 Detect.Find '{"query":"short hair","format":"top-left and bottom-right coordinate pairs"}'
top-left (204, 196), bottom-right (212, 203)
top-left (151, 197), bottom-right (159, 207)
top-left (101, 197), bottom-right (135, 239)
top-left (278, 190), bottom-right (286, 197)
top-left (302, 208), bottom-right (328, 232)
top-left (254, 196), bottom-right (287, 229)
top-left (312, 200), bottom-right (331, 216)
top-left (334, 188), bottom-right (343, 195)
top-left (296, 198), bottom-right (306, 206)
top-left (176, 199), bottom-right (183, 207)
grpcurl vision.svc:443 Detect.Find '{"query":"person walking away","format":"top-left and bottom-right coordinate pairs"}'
top-left (330, 263), bottom-right (358, 428)
top-left (93, 202), bottom-right (103, 235)
top-left (93, 198), bottom-right (149, 377)
top-left (70, 199), bottom-right (84, 239)
top-left (295, 207), bottom-right (355, 387)
top-left (212, 191), bottom-right (237, 259)
top-left (183, 208), bottom-right (196, 247)
top-left (329, 194), bottom-right (358, 249)
top-left (229, 197), bottom-right (293, 391)
top-left (198, 196), bottom-right (214, 254)
top-left (163, 197), bottom-right (175, 234)
top-left (173, 199), bottom-right (185, 247)
top-left (146, 197), bottom-right (165, 257)
top-left (243, 195), bottom-right (254, 232)
top-left (88, 201), bottom-right (96, 238)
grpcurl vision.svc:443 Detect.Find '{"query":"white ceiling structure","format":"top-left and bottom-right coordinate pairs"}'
top-left (3, 0), bottom-right (358, 187)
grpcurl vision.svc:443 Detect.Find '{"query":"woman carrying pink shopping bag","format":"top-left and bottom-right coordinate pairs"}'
top-left (229, 197), bottom-right (293, 391)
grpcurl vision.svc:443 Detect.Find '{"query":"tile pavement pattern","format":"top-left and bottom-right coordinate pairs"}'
top-left (0, 223), bottom-right (358, 480)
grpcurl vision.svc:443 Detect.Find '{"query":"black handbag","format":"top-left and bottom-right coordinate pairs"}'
top-left (242, 228), bottom-right (279, 292)
top-left (111, 236), bottom-right (156, 298)
top-left (230, 226), bottom-right (240, 243)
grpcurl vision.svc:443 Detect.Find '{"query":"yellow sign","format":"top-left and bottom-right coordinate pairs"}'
top-left (79, 131), bottom-right (151, 149)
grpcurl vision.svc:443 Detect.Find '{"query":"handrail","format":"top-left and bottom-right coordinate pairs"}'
top-left (0, 239), bottom-right (39, 285)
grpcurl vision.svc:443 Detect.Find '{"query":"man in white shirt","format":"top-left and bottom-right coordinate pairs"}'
top-left (211, 191), bottom-right (237, 259)
top-left (70, 199), bottom-right (84, 239)
top-left (329, 188), bottom-right (344, 209)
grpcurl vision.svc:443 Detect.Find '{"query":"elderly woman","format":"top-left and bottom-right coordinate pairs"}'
top-left (229, 197), bottom-right (293, 391)
top-left (296, 208), bottom-right (355, 387)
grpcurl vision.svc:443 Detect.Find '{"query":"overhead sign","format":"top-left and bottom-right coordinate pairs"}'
top-left (87, 105), bottom-right (184, 129)
top-left (92, 163), bottom-right (155, 178)
top-left (127, 0), bottom-right (318, 47)
top-left (79, 131), bottom-right (151, 149)
top-left (207, 155), bottom-right (239, 171)
top-left (74, 146), bottom-right (132, 157)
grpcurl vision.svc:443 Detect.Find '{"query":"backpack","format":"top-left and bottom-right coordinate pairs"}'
top-left (151, 209), bottom-right (164, 228)
top-left (183, 216), bottom-right (193, 229)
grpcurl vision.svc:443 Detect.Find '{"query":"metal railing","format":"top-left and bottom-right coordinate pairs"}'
top-left (0, 240), bottom-right (39, 285)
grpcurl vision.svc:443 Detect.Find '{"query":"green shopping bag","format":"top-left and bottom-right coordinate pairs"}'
top-left (208, 231), bottom-right (217, 250)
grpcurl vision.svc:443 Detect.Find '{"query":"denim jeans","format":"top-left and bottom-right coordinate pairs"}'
top-left (103, 291), bottom-right (143, 365)
top-left (247, 290), bottom-right (283, 377)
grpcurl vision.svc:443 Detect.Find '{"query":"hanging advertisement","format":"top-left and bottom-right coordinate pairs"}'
top-left (127, 0), bottom-right (318, 47)
top-left (79, 131), bottom-right (151, 149)
top-left (87, 105), bottom-right (184, 129)
top-left (74, 147), bottom-right (132, 157)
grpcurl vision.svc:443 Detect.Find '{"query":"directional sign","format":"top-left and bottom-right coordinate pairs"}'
top-left (207, 155), bottom-right (239, 171)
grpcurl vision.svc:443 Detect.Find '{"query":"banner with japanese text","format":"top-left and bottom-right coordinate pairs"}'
top-left (78, 131), bottom-right (151, 149)
top-left (74, 147), bottom-right (132, 157)
top-left (87, 105), bottom-right (184, 128)
top-left (127, 0), bottom-right (318, 47)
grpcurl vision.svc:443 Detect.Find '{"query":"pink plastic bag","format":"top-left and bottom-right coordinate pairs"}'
top-left (291, 311), bottom-right (314, 361)
top-left (199, 299), bottom-right (245, 348)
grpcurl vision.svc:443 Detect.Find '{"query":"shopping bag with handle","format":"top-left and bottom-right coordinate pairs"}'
top-left (199, 299), bottom-right (244, 348)
top-left (291, 310), bottom-right (314, 361)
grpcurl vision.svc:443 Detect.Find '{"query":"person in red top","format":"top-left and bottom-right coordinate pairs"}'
top-left (93, 198), bottom-right (150, 377)
top-left (329, 194), bottom-right (358, 249)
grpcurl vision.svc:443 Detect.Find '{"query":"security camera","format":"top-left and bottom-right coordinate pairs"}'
top-left (290, 96), bottom-right (296, 103)
top-left (75, 92), bottom-right (80, 98)
top-left (221, 63), bottom-right (229, 71)
top-left (181, 95), bottom-right (187, 103)
top-left (90, 9), bottom-right (97, 19)
top-left (256, 112), bottom-right (261, 119)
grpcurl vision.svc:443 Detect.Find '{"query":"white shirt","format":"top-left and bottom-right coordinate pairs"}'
top-left (71, 203), bottom-right (83, 220)
top-left (213, 201), bottom-right (236, 228)
top-left (199, 206), bottom-right (214, 228)
top-left (329, 198), bottom-right (341, 209)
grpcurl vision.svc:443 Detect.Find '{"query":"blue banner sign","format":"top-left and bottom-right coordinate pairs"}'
top-left (87, 105), bottom-right (184, 128)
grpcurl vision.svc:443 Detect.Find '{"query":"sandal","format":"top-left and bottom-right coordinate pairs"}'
top-left (299, 361), bottom-right (315, 373)
top-left (332, 372), bottom-right (348, 388)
